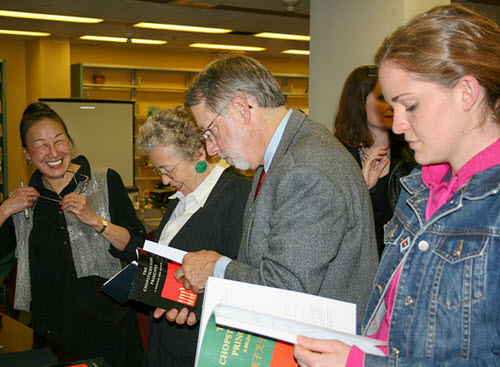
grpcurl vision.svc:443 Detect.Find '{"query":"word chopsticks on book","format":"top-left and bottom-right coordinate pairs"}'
top-left (195, 278), bottom-right (385, 367)
top-left (101, 240), bottom-right (202, 318)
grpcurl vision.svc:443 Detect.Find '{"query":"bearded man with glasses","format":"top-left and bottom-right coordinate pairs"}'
top-left (160, 54), bottom-right (379, 325)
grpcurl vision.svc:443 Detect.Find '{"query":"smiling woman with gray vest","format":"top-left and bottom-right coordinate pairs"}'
top-left (0, 102), bottom-right (145, 366)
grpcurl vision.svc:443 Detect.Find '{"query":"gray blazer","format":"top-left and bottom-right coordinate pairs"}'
top-left (225, 109), bottom-right (379, 320)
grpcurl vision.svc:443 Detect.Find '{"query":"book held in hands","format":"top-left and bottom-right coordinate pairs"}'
top-left (101, 240), bottom-right (202, 318)
top-left (195, 277), bottom-right (385, 367)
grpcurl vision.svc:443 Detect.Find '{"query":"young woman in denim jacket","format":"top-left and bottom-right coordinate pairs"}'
top-left (294, 4), bottom-right (500, 366)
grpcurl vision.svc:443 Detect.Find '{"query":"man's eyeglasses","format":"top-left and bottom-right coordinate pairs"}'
top-left (153, 161), bottom-right (181, 179)
top-left (201, 101), bottom-right (232, 142)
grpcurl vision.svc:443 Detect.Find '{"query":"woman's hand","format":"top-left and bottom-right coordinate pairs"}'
top-left (61, 192), bottom-right (131, 251)
top-left (153, 307), bottom-right (198, 326)
top-left (60, 192), bottom-right (100, 226)
top-left (361, 144), bottom-right (390, 190)
top-left (294, 336), bottom-right (350, 367)
top-left (0, 186), bottom-right (40, 220)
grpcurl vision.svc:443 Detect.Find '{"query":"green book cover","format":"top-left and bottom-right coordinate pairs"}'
top-left (197, 315), bottom-right (297, 367)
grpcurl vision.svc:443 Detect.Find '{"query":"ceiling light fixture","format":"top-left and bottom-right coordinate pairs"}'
top-left (0, 10), bottom-right (103, 23)
top-left (80, 35), bottom-right (128, 43)
top-left (255, 32), bottom-right (310, 41)
top-left (282, 49), bottom-right (310, 55)
top-left (0, 29), bottom-right (50, 37)
top-left (134, 22), bottom-right (231, 34)
top-left (131, 39), bottom-right (167, 45)
top-left (169, 1), bottom-right (217, 8)
top-left (281, 0), bottom-right (301, 12)
top-left (80, 35), bottom-right (166, 44)
top-left (189, 43), bottom-right (265, 51)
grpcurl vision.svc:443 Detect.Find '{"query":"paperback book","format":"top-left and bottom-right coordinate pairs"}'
top-left (195, 278), bottom-right (385, 366)
top-left (101, 240), bottom-right (202, 318)
top-left (128, 248), bottom-right (203, 318)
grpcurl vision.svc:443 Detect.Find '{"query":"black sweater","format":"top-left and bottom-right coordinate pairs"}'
top-left (146, 166), bottom-right (251, 367)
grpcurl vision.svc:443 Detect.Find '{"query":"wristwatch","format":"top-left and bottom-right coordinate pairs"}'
top-left (97, 219), bottom-right (108, 235)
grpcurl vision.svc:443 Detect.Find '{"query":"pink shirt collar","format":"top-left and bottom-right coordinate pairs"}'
top-left (422, 137), bottom-right (500, 221)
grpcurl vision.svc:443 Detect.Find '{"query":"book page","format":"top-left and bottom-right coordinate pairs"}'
top-left (214, 304), bottom-right (385, 356)
top-left (142, 239), bottom-right (186, 264)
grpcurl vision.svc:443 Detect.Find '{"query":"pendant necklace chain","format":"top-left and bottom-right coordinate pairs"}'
top-left (358, 146), bottom-right (391, 165)
top-left (42, 163), bottom-right (89, 199)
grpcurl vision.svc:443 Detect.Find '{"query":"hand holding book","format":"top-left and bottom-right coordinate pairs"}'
top-left (101, 240), bottom-right (203, 320)
top-left (294, 335), bottom-right (351, 366)
top-left (176, 250), bottom-right (224, 293)
top-left (154, 303), bottom-right (198, 326)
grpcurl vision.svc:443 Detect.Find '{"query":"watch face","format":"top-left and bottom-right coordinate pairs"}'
top-left (98, 219), bottom-right (108, 234)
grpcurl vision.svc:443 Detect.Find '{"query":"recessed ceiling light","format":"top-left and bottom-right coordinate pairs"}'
top-left (282, 49), bottom-right (310, 55)
top-left (0, 10), bottom-right (102, 23)
top-left (0, 29), bottom-right (50, 37)
top-left (189, 43), bottom-right (265, 51)
top-left (80, 35), bottom-right (128, 43)
top-left (255, 32), bottom-right (310, 41)
top-left (80, 35), bottom-right (167, 45)
top-left (134, 22), bottom-right (231, 34)
top-left (131, 39), bottom-right (167, 45)
top-left (169, 1), bottom-right (217, 8)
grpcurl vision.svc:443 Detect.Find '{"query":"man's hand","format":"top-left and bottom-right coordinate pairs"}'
top-left (175, 250), bottom-right (223, 293)
top-left (153, 307), bottom-right (198, 326)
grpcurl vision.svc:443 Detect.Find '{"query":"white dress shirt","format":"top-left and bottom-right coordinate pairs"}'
top-left (158, 161), bottom-right (228, 246)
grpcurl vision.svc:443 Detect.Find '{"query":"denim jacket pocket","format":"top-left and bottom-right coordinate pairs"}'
top-left (424, 233), bottom-right (487, 307)
top-left (384, 218), bottom-right (405, 247)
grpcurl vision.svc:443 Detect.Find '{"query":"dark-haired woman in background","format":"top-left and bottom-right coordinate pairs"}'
top-left (334, 66), bottom-right (416, 257)
top-left (0, 102), bottom-right (145, 366)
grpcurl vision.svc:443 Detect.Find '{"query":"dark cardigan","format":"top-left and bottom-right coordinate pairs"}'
top-left (146, 166), bottom-right (252, 367)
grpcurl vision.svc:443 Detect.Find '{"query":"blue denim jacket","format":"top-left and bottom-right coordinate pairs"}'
top-left (361, 165), bottom-right (500, 366)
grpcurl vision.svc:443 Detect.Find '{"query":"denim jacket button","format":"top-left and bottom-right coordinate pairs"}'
top-left (405, 296), bottom-right (413, 306)
top-left (418, 240), bottom-right (429, 251)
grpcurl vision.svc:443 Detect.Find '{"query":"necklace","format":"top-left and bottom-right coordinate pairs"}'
top-left (42, 164), bottom-right (90, 198)
top-left (358, 147), bottom-right (369, 164)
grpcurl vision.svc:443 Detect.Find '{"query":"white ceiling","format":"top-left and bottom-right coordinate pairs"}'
top-left (0, 0), bottom-right (311, 56)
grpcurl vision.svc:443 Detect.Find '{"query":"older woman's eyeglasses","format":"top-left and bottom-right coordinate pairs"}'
top-left (153, 161), bottom-right (181, 179)
top-left (201, 101), bottom-right (232, 142)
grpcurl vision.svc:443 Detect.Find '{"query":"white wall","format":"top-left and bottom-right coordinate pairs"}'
top-left (309, 0), bottom-right (449, 132)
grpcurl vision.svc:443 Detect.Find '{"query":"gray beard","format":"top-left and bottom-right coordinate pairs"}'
top-left (219, 153), bottom-right (251, 171)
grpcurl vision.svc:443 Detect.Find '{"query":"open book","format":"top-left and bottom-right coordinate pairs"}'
top-left (195, 277), bottom-right (385, 366)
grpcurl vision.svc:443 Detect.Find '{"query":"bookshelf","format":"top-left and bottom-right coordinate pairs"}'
top-left (70, 63), bottom-right (308, 193)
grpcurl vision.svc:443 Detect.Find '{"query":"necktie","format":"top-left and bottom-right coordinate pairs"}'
top-left (254, 169), bottom-right (266, 200)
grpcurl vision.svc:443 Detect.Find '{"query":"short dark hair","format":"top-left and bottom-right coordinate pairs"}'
top-left (20, 102), bottom-right (74, 148)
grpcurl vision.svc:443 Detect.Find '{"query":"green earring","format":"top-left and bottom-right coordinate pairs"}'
top-left (196, 161), bottom-right (207, 173)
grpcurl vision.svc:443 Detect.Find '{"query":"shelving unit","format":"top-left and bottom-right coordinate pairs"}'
top-left (70, 63), bottom-right (308, 194)
top-left (0, 60), bottom-right (6, 201)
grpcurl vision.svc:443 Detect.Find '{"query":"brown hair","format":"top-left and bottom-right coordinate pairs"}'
top-left (375, 4), bottom-right (500, 121)
top-left (334, 65), bottom-right (378, 148)
top-left (136, 105), bottom-right (206, 161)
